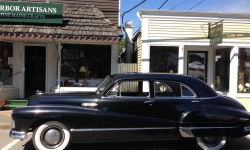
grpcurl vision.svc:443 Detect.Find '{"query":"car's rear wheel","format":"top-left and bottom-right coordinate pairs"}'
top-left (32, 121), bottom-right (70, 150)
top-left (196, 136), bottom-right (227, 150)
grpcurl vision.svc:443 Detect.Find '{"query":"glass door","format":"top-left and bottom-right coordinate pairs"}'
top-left (215, 48), bottom-right (230, 92)
top-left (187, 51), bottom-right (208, 82)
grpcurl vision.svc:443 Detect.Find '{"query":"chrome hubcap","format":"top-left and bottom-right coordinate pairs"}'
top-left (41, 126), bottom-right (64, 149)
top-left (44, 129), bottom-right (61, 145)
top-left (201, 136), bottom-right (221, 147)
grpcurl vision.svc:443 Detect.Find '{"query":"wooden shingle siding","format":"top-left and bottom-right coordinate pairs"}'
top-left (148, 19), bottom-right (250, 42)
top-left (10, 0), bottom-right (119, 25)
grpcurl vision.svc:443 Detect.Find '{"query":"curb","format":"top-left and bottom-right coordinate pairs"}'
top-left (0, 110), bottom-right (12, 116)
top-left (0, 123), bottom-right (11, 130)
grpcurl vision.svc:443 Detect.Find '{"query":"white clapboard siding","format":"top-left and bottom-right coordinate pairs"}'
top-left (148, 19), bottom-right (250, 42)
top-left (137, 34), bottom-right (142, 73)
top-left (118, 63), bottom-right (138, 92)
top-left (0, 88), bottom-right (19, 99)
top-left (118, 63), bottom-right (137, 73)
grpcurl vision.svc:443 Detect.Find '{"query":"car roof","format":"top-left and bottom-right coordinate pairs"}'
top-left (110, 72), bottom-right (218, 98)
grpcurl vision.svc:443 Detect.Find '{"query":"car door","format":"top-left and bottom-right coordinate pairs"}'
top-left (152, 80), bottom-right (204, 139)
top-left (94, 80), bottom-right (155, 140)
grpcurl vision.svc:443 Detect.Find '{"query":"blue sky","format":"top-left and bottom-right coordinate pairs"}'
top-left (120, 0), bottom-right (250, 33)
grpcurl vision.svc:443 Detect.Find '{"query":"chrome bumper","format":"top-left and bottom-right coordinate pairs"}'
top-left (10, 129), bottom-right (28, 140)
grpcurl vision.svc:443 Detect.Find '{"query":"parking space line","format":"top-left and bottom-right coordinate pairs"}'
top-left (1, 133), bottom-right (31, 150)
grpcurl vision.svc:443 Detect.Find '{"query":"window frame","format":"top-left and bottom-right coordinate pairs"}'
top-left (153, 80), bottom-right (197, 98)
top-left (106, 80), bottom-right (150, 97)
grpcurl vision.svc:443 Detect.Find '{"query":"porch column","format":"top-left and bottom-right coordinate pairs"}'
top-left (57, 42), bottom-right (61, 92)
top-left (229, 46), bottom-right (238, 98)
top-left (178, 45), bottom-right (184, 74)
top-left (141, 18), bottom-right (149, 73)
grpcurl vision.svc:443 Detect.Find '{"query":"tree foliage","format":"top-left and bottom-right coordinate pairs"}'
top-left (119, 38), bottom-right (126, 53)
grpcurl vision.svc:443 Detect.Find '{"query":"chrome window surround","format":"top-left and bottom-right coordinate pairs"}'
top-left (106, 80), bottom-right (150, 97)
top-left (180, 84), bottom-right (197, 97)
top-left (153, 80), bottom-right (197, 98)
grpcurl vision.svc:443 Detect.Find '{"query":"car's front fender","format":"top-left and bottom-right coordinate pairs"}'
top-left (12, 106), bottom-right (97, 132)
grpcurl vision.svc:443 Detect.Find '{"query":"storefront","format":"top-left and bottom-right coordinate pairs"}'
top-left (0, 2), bottom-right (123, 99)
top-left (137, 10), bottom-right (250, 109)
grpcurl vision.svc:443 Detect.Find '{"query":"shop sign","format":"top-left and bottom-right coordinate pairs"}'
top-left (0, 2), bottom-right (62, 24)
top-left (210, 23), bottom-right (223, 45)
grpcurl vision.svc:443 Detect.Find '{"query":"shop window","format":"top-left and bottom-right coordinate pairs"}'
top-left (238, 48), bottom-right (250, 93)
top-left (60, 44), bottom-right (111, 87)
top-left (150, 46), bottom-right (179, 73)
top-left (0, 42), bottom-right (13, 85)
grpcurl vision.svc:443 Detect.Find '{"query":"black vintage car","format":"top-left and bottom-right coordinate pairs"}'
top-left (10, 73), bottom-right (250, 150)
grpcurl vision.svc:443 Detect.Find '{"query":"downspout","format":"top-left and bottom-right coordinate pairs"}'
top-left (53, 40), bottom-right (61, 93)
top-left (125, 21), bottom-right (133, 63)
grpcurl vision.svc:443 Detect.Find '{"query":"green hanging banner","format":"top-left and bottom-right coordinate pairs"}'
top-left (210, 23), bottom-right (223, 45)
top-left (0, 2), bottom-right (62, 24)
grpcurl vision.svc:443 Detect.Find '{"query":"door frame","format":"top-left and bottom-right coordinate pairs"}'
top-left (20, 44), bottom-right (48, 98)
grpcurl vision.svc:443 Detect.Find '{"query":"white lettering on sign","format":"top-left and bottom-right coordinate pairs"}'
top-left (0, 12), bottom-right (45, 19)
top-left (0, 5), bottom-right (57, 13)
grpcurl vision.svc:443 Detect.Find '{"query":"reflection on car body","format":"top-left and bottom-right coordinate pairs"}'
top-left (9, 73), bottom-right (250, 150)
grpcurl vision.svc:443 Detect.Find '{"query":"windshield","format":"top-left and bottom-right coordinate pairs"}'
top-left (96, 76), bottom-right (113, 94)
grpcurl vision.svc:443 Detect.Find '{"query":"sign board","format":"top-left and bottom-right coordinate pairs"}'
top-left (0, 2), bottom-right (62, 24)
top-left (210, 23), bottom-right (223, 45)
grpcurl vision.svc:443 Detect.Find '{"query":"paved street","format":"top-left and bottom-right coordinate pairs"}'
top-left (1, 130), bottom-right (250, 150)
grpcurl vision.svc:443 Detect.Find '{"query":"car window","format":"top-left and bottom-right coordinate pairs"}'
top-left (96, 77), bottom-right (112, 94)
top-left (107, 80), bottom-right (149, 97)
top-left (155, 81), bottom-right (181, 97)
top-left (154, 81), bottom-right (195, 97)
top-left (181, 85), bottom-right (195, 97)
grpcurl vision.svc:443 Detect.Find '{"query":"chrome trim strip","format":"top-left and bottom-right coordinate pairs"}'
top-left (81, 103), bottom-right (98, 107)
top-left (179, 128), bottom-right (194, 137)
top-left (179, 126), bottom-right (239, 138)
top-left (70, 129), bottom-right (94, 132)
top-left (10, 130), bottom-right (28, 140)
top-left (239, 118), bottom-right (249, 121)
top-left (180, 126), bottom-right (238, 130)
top-left (244, 126), bottom-right (250, 132)
top-left (70, 127), bottom-right (175, 132)
top-left (94, 127), bottom-right (175, 131)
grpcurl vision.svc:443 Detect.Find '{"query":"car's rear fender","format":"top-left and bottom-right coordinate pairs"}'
top-left (179, 106), bottom-right (250, 138)
top-left (12, 106), bottom-right (97, 132)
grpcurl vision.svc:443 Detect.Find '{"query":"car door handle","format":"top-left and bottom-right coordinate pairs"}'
top-left (82, 103), bottom-right (98, 107)
top-left (191, 100), bottom-right (200, 103)
top-left (144, 100), bottom-right (154, 104)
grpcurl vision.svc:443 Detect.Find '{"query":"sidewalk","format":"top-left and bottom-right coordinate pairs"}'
top-left (0, 110), bottom-right (12, 130)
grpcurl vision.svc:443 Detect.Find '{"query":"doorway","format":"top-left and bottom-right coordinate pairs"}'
top-left (25, 46), bottom-right (46, 98)
top-left (187, 51), bottom-right (208, 82)
top-left (214, 48), bottom-right (230, 92)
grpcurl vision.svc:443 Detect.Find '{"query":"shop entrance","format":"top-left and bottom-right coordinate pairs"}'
top-left (187, 51), bottom-right (208, 82)
top-left (214, 48), bottom-right (230, 92)
top-left (25, 46), bottom-right (46, 98)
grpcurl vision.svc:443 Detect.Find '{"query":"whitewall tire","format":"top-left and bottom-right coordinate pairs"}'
top-left (196, 136), bottom-right (227, 150)
top-left (32, 121), bottom-right (70, 150)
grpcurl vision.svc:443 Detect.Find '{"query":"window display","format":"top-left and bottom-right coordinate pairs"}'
top-left (150, 46), bottom-right (179, 73)
top-left (0, 41), bottom-right (13, 85)
top-left (61, 44), bottom-right (111, 87)
top-left (238, 48), bottom-right (250, 93)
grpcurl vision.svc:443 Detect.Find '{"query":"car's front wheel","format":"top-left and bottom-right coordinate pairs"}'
top-left (32, 121), bottom-right (70, 150)
top-left (196, 136), bottom-right (227, 150)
